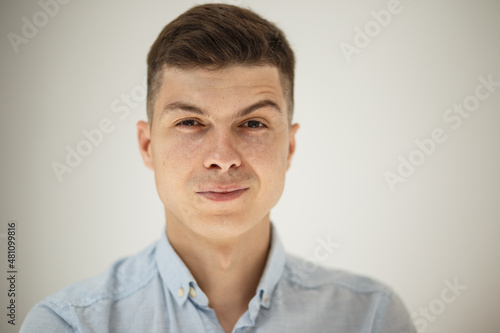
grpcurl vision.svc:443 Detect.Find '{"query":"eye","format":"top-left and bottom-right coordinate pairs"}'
top-left (176, 119), bottom-right (201, 127)
top-left (242, 120), bottom-right (266, 129)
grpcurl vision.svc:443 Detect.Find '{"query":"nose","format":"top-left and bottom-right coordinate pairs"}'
top-left (203, 128), bottom-right (242, 172)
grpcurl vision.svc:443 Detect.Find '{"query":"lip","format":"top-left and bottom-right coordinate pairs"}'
top-left (196, 187), bottom-right (248, 202)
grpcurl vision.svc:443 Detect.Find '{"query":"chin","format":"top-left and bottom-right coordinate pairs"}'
top-left (188, 213), bottom-right (262, 240)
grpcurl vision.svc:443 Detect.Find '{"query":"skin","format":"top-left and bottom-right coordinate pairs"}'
top-left (137, 65), bottom-right (299, 332)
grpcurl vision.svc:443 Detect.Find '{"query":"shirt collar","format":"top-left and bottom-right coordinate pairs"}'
top-left (155, 223), bottom-right (286, 309)
top-left (255, 223), bottom-right (286, 309)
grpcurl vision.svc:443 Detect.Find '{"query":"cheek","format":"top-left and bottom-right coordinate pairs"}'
top-left (152, 134), bottom-right (205, 188)
top-left (239, 132), bottom-right (289, 181)
top-left (172, 132), bottom-right (206, 159)
top-left (239, 128), bottom-right (282, 157)
top-left (155, 133), bottom-right (204, 166)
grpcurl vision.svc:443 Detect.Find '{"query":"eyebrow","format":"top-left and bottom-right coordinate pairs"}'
top-left (160, 99), bottom-right (282, 119)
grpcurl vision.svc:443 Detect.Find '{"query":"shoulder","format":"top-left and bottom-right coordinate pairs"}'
top-left (21, 241), bottom-right (158, 332)
top-left (281, 253), bottom-right (416, 333)
top-left (283, 252), bottom-right (391, 294)
top-left (49, 241), bottom-right (158, 307)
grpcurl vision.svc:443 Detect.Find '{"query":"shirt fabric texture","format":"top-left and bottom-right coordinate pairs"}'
top-left (21, 224), bottom-right (417, 332)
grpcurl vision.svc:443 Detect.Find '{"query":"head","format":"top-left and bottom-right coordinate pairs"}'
top-left (137, 4), bottom-right (299, 241)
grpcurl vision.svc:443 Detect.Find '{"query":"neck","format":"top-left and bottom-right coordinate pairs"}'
top-left (165, 214), bottom-right (272, 311)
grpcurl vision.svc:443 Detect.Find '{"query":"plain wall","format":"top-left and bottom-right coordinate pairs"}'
top-left (1, 0), bottom-right (499, 332)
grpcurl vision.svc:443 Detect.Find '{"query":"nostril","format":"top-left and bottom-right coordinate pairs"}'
top-left (208, 162), bottom-right (239, 171)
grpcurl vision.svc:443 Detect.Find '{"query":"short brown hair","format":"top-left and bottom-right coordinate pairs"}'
top-left (146, 3), bottom-right (295, 124)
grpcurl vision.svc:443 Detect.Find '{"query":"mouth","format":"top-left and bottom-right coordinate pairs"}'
top-left (196, 187), bottom-right (249, 202)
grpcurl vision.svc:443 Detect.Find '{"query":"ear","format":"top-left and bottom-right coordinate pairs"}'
top-left (137, 120), bottom-right (154, 171)
top-left (286, 123), bottom-right (299, 170)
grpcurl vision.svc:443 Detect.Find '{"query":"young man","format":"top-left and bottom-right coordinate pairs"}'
top-left (22, 4), bottom-right (416, 332)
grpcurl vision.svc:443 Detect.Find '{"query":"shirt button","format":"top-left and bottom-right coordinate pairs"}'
top-left (189, 286), bottom-right (196, 297)
top-left (263, 293), bottom-right (269, 302)
top-left (177, 288), bottom-right (184, 297)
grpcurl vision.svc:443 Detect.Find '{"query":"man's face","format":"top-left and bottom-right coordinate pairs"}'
top-left (137, 65), bottom-right (299, 240)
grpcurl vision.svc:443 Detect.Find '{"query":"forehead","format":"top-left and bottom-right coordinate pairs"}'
top-left (154, 65), bottom-right (286, 108)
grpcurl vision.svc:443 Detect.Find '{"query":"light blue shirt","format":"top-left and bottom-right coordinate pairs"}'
top-left (22, 225), bottom-right (416, 332)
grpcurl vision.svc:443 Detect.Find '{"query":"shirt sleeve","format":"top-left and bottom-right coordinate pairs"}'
top-left (374, 288), bottom-right (417, 333)
top-left (20, 303), bottom-right (75, 333)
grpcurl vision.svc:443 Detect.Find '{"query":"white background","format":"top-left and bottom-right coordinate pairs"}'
top-left (1, 0), bottom-right (499, 332)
